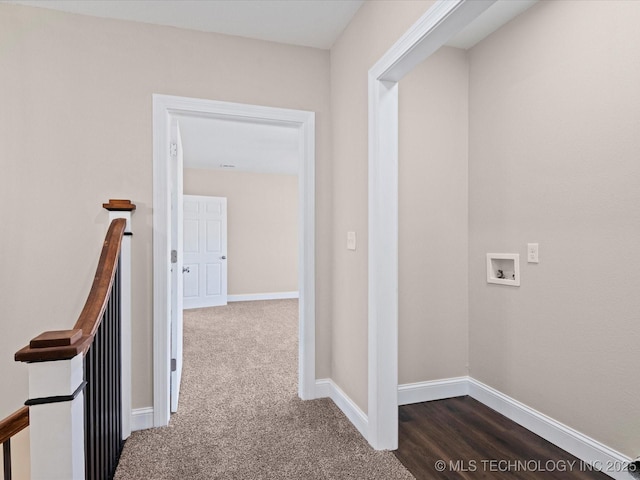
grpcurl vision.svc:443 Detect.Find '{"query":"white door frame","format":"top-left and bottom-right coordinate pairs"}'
top-left (169, 118), bottom-right (184, 412)
top-left (367, 0), bottom-right (496, 450)
top-left (153, 94), bottom-right (316, 427)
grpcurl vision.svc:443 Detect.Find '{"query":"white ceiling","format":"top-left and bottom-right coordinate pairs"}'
top-left (6, 0), bottom-right (538, 175)
top-left (5, 0), bottom-right (365, 49)
top-left (172, 0), bottom-right (538, 177)
top-left (178, 115), bottom-right (300, 176)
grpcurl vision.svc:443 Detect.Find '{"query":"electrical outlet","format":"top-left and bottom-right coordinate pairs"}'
top-left (527, 243), bottom-right (539, 263)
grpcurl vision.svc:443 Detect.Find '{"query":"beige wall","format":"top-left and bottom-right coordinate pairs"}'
top-left (330, 0), bottom-right (435, 411)
top-left (468, 0), bottom-right (640, 456)
top-left (3, 0), bottom-right (637, 464)
top-left (334, 0), bottom-right (639, 457)
top-left (183, 169), bottom-right (298, 295)
top-left (0, 2), bottom-right (332, 423)
top-left (398, 46), bottom-right (469, 384)
top-left (0, 430), bottom-right (29, 480)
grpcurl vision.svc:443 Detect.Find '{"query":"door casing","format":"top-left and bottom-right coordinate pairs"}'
top-left (169, 118), bottom-right (185, 413)
top-left (367, 0), bottom-right (496, 450)
top-left (153, 94), bottom-right (316, 427)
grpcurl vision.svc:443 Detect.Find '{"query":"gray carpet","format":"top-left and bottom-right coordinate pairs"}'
top-left (115, 300), bottom-right (414, 479)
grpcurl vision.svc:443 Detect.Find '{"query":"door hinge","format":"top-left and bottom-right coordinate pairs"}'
top-left (171, 358), bottom-right (177, 372)
top-left (171, 249), bottom-right (177, 264)
top-left (170, 143), bottom-right (177, 157)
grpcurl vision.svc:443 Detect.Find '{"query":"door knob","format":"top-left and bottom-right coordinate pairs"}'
top-left (221, 256), bottom-right (227, 260)
top-left (182, 266), bottom-right (190, 273)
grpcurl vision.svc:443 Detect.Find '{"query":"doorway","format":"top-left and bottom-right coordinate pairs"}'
top-left (153, 95), bottom-right (316, 427)
top-left (368, 0), bottom-right (516, 450)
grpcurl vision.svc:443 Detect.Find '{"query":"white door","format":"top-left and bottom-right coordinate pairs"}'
top-left (170, 119), bottom-right (184, 412)
top-left (183, 195), bottom-right (228, 309)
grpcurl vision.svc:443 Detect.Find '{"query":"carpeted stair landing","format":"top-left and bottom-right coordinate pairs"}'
top-left (115, 300), bottom-right (414, 479)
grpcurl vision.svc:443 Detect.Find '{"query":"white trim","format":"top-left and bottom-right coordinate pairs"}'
top-left (153, 94), bottom-right (316, 427)
top-left (392, 377), bottom-right (634, 479)
top-left (27, 355), bottom-right (85, 480)
top-left (468, 379), bottom-right (634, 480)
top-left (227, 291), bottom-right (299, 302)
top-left (315, 379), bottom-right (368, 440)
top-left (130, 407), bottom-right (155, 432)
top-left (314, 378), bottom-right (332, 399)
top-left (398, 377), bottom-right (469, 406)
top-left (120, 229), bottom-right (132, 439)
top-left (152, 95), bottom-right (172, 428)
top-left (367, 0), bottom-right (496, 450)
top-left (107, 209), bottom-right (133, 439)
top-left (370, 0), bottom-right (495, 83)
top-left (367, 75), bottom-right (400, 451)
top-left (297, 107), bottom-right (316, 401)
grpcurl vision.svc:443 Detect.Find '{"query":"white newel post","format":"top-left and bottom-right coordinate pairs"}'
top-left (27, 354), bottom-right (86, 480)
top-left (103, 199), bottom-right (136, 440)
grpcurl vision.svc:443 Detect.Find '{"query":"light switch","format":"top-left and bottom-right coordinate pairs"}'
top-left (347, 231), bottom-right (356, 251)
top-left (527, 243), bottom-right (539, 263)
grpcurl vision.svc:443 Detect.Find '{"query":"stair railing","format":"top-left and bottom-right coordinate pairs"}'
top-left (14, 200), bottom-right (135, 480)
top-left (0, 406), bottom-right (29, 480)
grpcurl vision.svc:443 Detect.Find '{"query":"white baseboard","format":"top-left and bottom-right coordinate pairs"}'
top-left (398, 377), bottom-right (469, 405)
top-left (131, 407), bottom-right (154, 432)
top-left (467, 378), bottom-right (634, 480)
top-left (227, 291), bottom-right (299, 302)
top-left (314, 378), bottom-right (332, 399)
top-left (394, 377), bottom-right (633, 480)
top-left (133, 377), bottom-right (634, 480)
top-left (315, 379), bottom-right (368, 440)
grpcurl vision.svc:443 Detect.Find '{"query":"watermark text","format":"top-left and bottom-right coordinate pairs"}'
top-left (434, 459), bottom-right (635, 474)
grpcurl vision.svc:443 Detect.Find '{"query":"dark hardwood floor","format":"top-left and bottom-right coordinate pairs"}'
top-left (394, 396), bottom-right (611, 479)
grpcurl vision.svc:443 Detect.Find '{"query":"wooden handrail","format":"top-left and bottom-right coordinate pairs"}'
top-left (15, 218), bottom-right (127, 362)
top-left (75, 218), bottom-right (126, 340)
top-left (0, 406), bottom-right (29, 445)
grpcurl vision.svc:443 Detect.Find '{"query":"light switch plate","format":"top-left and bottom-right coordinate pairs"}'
top-left (527, 243), bottom-right (539, 263)
top-left (347, 231), bottom-right (356, 250)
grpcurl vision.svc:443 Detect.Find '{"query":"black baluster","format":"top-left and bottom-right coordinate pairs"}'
top-left (84, 258), bottom-right (123, 480)
top-left (3, 439), bottom-right (12, 480)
